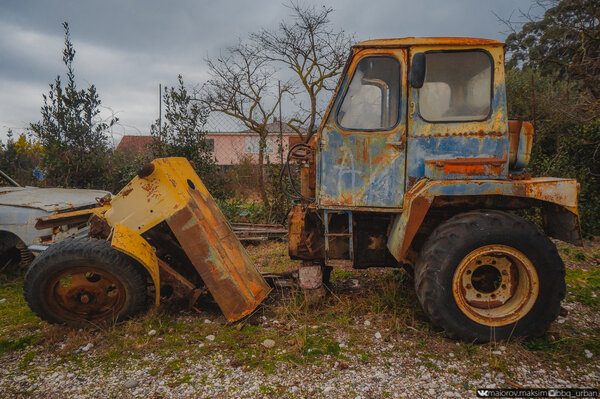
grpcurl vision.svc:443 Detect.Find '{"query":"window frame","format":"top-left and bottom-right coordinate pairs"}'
top-left (335, 54), bottom-right (402, 132)
top-left (205, 138), bottom-right (215, 152)
top-left (417, 49), bottom-right (495, 124)
top-left (244, 136), bottom-right (275, 154)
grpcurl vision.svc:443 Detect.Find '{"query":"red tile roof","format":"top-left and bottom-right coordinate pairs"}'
top-left (116, 135), bottom-right (155, 154)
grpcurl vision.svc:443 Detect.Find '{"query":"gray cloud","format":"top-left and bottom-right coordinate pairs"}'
top-left (0, 0), bottom-right (540, 143)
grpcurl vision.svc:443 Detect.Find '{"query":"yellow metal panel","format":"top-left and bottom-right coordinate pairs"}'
top-left (104, 158), bottom-right (271, 321)
top-left (110, 222), bottom-right (160, 305)
top-left (35, 205), bottom-right (110, 229)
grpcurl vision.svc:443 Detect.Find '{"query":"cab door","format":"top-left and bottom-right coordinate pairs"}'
top-left (317, 49), bottom-right (407, 208)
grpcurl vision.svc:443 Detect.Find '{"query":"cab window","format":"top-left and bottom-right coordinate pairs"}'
top-left (337, 56), bottom-right (400, 130)
top-left (419, 51), bottom-right (492, 122)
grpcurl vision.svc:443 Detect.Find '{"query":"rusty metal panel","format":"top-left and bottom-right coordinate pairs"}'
top-left (288, 205), bottom-right (306, 259)
top-left (387, 177), bottom-right (582, 262)
top-left (103, 158), bottom-right (271, 322)
top-left (167, 187), bottom-right (270, 321)
top-left (317, 48), bottom-right (408, 208)
top-left (405, 45), bottom-right (509, 189)
top-left (424, 157), bottom-right (506, 180)
top-left (514, 122), bottom-right (534, 170)
top-left (353, 37), bottom-right (504, 50)
top-left (0, 187), bottom-right (109, 212)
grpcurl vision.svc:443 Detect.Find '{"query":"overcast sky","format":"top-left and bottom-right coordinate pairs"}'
top-left (0, 0), bottom-right (540, 145)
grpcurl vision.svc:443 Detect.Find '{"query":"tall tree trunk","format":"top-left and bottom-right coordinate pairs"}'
top-left (258, 134), bottom-right (270, 209)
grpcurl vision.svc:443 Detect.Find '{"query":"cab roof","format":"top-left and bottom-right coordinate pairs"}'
top-left (352, 37), bottom-right (504, 49)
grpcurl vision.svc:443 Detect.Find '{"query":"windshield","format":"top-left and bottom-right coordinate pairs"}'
top-left (337, 56), bottom-right (400, 130)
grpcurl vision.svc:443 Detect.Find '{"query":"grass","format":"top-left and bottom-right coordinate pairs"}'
top-left (0, 240), bottom-right (598, 385)
top-left (0, 274), bottom-right (42, 336)
top-left (565, 268), bottom-right (600, 308)
top-left (522, 334), bottom-right (600, 363)
top-left (0, 271), bottom-right (44, 355)
top-left (0, 334), bottom-right (41, 355)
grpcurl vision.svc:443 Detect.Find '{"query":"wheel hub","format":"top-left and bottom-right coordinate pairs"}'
top-left (452, 245), bottom-right (539, 327)
top-left (461, 255), bottom-right (516, 308)
top-left (44, 267), bottom-right (126, 322)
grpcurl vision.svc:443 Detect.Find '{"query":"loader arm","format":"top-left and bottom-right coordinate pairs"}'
top-left (103, 158), bottom-right (271, 321)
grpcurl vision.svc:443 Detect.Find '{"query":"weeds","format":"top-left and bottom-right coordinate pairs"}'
top-left (565, 268), bottom-right (600, 308)
top-left (0, 240), bottom-right (598, 384)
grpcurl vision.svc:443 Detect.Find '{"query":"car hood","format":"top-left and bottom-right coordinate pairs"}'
top-left (0, 186), bottom-right (111, 212)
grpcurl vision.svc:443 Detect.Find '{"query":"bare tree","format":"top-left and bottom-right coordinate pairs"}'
top-left (200, 41), bottom-right (289, 208)
top-left (252, 2), bottom-right (353, 142)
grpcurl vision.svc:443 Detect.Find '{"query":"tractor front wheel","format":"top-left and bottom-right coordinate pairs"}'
top-left (415, 210), bottom-right (565, 342)
top-left (24, 237), bottom-right (148, 327)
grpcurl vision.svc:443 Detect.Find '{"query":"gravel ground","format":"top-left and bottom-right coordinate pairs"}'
top-left (1, 240), bottom-right (598, 398)
top-left (1, 297), bottom-right (599, 399)
top-left (1, 326), bottom-right (598, 399)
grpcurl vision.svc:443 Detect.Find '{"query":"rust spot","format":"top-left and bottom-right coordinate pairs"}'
top-left (397, 196), bottom-right (431, 259)
top-left (137, 163), bottom-right (155, 179)
top-left (407, 176), bottom-right (418, 188)
top-left (508, 172), bottom-right (532, 180)
top-left (427, 130), bottom-right (504, 138)
top-left (121, 187), bottom-right (133, 197)
top-left (336, 192), bottom-right (354, 205)
top-left (426, 157), bottom-right (506, 176)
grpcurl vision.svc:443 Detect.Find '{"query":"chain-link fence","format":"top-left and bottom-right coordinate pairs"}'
top-left (203, 112), bottom-right (305, 223)
top-left (204, 111), bottom-right (302, 170)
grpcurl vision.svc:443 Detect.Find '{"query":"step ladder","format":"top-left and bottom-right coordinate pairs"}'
top-left (323, 210), bottom-right (353, 267)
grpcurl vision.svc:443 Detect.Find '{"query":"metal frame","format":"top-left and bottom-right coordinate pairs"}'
top-left (324, 209), bottom-right (354, 266)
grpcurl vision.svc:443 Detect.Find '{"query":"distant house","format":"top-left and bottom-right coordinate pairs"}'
top-left (206, 118), bottom-right (304, 166)
top-left (115, 119), bottom-right (305, 166)
top-left (115, 135), bottom-right (154, 155)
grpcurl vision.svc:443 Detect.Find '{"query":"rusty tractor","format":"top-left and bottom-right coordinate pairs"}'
top-left (24, 37), bottom-right (581, 342)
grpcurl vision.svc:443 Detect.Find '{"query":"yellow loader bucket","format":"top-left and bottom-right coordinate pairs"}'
top-left (104, 158), bottom-right (271, 321)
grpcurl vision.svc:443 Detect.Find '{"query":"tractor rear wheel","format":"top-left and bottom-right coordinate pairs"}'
top-left (415, 210), bottom-right (565, 342)
top-left (24, 237), bottom-right (148, 327)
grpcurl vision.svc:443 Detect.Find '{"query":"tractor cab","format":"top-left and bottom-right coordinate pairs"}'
top-left (316, 37), bottom-right (509, 209)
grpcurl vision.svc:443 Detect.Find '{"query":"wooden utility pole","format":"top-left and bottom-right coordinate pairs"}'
top-left (159, 83), bottom-right (162, 135)
top-left (278, 80), bottom-right (284, 165)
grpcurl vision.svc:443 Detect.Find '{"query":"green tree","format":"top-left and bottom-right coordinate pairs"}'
top-left (30, 22), bottom-right (115, 188)
top-left (150, 75), bottom-right (224, 197)
top-left (0, 130), bottom-right (42, 186)
top-left (504, 0), bottom-right (600, 235)
top-left (505, 0), bottom-right (599, 105)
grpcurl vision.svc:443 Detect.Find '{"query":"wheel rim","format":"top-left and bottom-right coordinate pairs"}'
top-left (452, 245), bottom-right (539, 327)
top-left (43, 266), bottom-right (127, 322)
